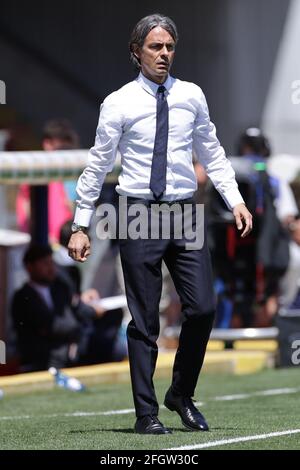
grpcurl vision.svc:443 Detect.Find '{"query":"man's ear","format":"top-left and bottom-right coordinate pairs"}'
top-left (132, 45), bottom-right (140, 60)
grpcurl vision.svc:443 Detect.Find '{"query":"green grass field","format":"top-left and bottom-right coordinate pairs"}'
top-left (0, 368), bottom-right (300, 450)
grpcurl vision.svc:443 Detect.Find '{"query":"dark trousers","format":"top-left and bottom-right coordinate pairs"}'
top-left (118, 197), bottom-right (215, 417)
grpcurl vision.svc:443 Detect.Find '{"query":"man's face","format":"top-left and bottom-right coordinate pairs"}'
top-left (42, 138), bottom-right (71, 151)
top-left (134, 26), bottom-right (175, 84)
top-left (26, 255), bottom-right (56, 285)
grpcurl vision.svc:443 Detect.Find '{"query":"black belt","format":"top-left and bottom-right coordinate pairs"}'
top-left (125, 197), bottom-right (194, 207)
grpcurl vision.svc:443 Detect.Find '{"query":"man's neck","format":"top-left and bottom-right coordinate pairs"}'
top-left (141, 71), bottom-right (168, 85)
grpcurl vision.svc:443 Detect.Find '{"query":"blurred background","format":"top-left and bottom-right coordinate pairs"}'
top-left (0, 0), bottom-right (299, 151)
top-left (1, 0), bottom-right (300, 377)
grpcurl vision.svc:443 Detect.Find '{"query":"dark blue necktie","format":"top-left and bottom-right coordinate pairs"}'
top-left (150, 85), bottom-right (168, 200)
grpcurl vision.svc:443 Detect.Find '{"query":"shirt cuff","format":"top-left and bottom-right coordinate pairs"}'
top-left (222, 188), bottom-right (245, 210)
top-left (74, 207), bottom-right (94, 227)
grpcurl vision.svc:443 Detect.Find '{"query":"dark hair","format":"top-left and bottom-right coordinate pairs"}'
top-left (237, 127), bottom-right (271, 158)
top-left (23, 244), bottom-right (53, 265)
top-left (129, 13), bottom-right (178, 69)
top-left (42, 119), bottom-right (79, 148)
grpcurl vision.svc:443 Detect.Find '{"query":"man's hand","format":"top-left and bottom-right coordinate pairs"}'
top-left (233, 203), bottom-right (253, 238)
top-left (68, 231), bottom-right (91, 262)
top-left (81, 288), bottom-right (99, 304)
top-left (80, 288), bottom-right (106, 317)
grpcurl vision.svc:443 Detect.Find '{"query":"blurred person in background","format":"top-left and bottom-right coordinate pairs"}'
top-left (238, 128), bottom-right (297, 325)
top-left (237, 128), bottom-right (298, 226)
top-left (278, 217), bottom-right (300, 316)
top-left (210, 128), bottom-right (297, 327)
top-left (12, 245), bottom-right (83, 371)
top-left (11, 242), bottom-right (122, 372)
top-left (16, 119), bottom-right (78, 242)
top-left (54, 220), bottom-right (126, 364)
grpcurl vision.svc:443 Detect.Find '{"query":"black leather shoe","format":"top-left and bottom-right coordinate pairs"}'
top-left (164, 388), bottom-right (209, 431)
top-left (134, 415), bottom-right (172, 434)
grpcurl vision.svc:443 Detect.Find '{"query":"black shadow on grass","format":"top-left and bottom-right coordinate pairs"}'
top-left (69, 428), bottom-right (135, 434)
top-left (69, 427), bottom-right (196, 434)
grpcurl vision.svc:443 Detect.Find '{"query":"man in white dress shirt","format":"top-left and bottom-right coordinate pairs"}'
top-left (68, 14), bottom-right (252, 434)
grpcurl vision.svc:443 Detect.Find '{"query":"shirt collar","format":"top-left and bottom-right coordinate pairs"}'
top-left (30, 281), bottom-right (51, 292)
top-left (137, 72), bottom-right (173, 97)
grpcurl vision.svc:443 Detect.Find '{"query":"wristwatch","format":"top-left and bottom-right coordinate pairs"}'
top-left (71, 223), bottom-right (88, 234)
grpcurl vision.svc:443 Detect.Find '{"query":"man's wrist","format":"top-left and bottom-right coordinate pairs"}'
top-left (71, 222), bottom-right (88, 234)
top-left (74, 207), bottom-right (94, 228)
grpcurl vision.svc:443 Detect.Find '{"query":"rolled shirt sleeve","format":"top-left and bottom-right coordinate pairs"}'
top-left (74, 94), bottom-right (123, 227)
top-left (192, 88), bottom-right (244, 210)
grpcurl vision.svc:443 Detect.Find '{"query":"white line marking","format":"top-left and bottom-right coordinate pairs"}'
top-left (0, 387), bottom-right (299, 422)
top-left (257, 388), bottom-right (299, 396)
top-left (214, 393), bottom-right (249, 401)
top-left (167, 429), bottom-right (300, 450)
top-left (64, 408), bottom-right (135, 417)
top-left (214, 387), bottom-right (300, 401)
top-left (0, 415), bottom-right (30, 421)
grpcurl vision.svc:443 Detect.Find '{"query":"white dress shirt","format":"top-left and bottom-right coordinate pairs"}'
top-left (75, 72), bottom-right (244, 226)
